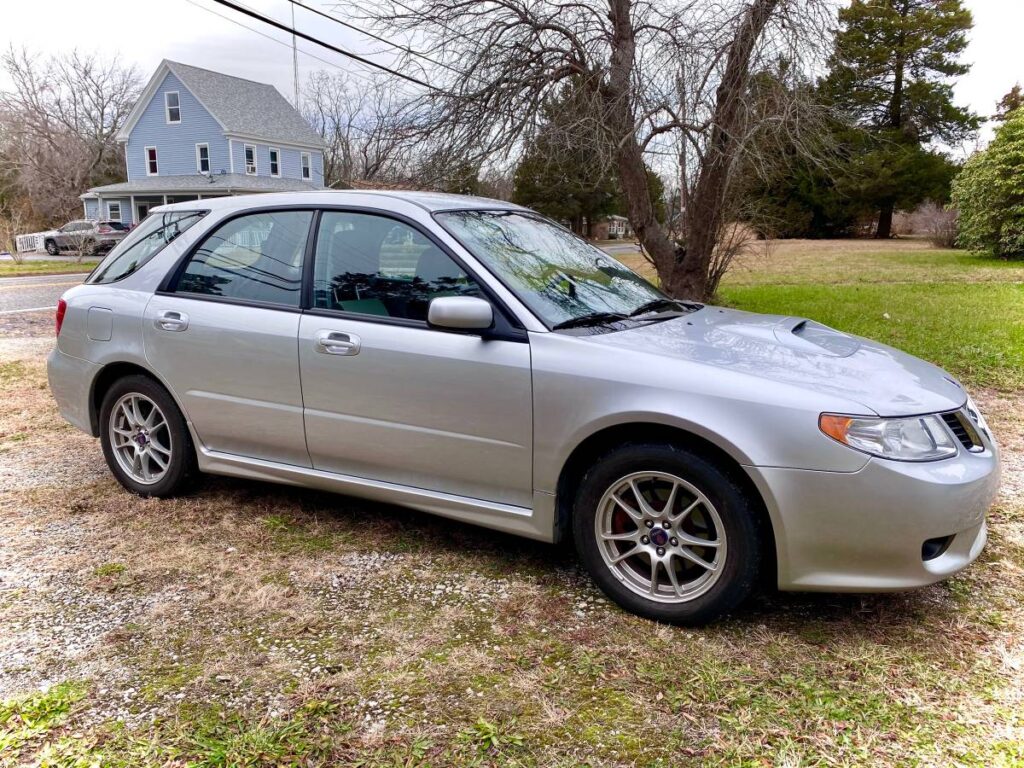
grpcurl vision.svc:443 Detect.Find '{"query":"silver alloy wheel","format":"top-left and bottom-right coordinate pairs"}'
top-left (108, 393), bottom-right (172, 485)
top-left (595, 471), bottom-right (727, 603)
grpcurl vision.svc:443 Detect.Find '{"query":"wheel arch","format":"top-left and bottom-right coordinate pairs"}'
top-left (88, 361), bottom-right (185, 437)
top-left (554, 422), bottom-right (778, 583)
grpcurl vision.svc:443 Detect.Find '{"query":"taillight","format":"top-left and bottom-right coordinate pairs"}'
top-left (55, 298), bottom-right (67, 336)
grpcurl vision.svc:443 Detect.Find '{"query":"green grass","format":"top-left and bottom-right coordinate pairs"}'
top-left (720, 281), bottom-right (1024, 390)
top-left (0, 260), bottom-right (98, 277)
top-left (0, 681), bottom-right (87, 763)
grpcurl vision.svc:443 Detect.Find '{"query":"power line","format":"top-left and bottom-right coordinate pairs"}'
top-left (288, 0), bottom-right (466, 79)
top-left (209, 0), bottom-right (438, 90)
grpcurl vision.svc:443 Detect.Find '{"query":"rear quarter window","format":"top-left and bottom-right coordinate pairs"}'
top-left (89, 211), bottom-right (207, 285)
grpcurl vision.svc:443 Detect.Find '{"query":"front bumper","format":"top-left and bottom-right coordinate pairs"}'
top-left (47, 347), bottom-right (101, 435)
top-left (747, 445), bottom-right (999, 591)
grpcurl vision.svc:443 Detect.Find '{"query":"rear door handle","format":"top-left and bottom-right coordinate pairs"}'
top-left (155, 310), bottom-right (189, 332)
top-left (315, 330), bottom-right (360, 356)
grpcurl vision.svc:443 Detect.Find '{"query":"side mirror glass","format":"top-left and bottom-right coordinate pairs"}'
top-left (427, 296), bottom-right (494, 331)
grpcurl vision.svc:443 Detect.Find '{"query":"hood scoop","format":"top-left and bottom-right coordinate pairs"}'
top-left (712, 316), bottom-right (860, 358)
top-left (773, 317), bottom-right (861, 357)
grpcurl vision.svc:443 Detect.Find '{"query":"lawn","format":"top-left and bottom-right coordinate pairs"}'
top-left (1, 241), bottom-right (1023, 766)
top-left (0, 259), bottom-right (98, 277)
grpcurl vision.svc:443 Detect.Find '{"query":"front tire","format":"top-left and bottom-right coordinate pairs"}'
top-left (99, 375), bottom-right (196, 497)
top-left (573, 443), bottom-right (762, 626)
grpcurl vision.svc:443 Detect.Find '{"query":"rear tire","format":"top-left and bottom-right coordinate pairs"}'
top-left (573, 443), bottom-right (762, 626)
top-left (99, 375), bottom-right (196, 497)
top-left (44, 239), bottom-right (59, 256)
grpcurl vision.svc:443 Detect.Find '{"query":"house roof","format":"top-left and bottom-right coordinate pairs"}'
top-left (117, 60), bottom-right (323, 148)
top-left (82, 173), bottom-right (321, 197)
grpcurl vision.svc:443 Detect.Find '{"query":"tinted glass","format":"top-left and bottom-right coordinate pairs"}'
top-left (176, 211), bottom-right (311, 306)
top-left (436, 211), bottom-right (663, 327)
top-left (313, 212), bottom-right (481, 321)
top-left (89, 211), bottom-right (207, 285)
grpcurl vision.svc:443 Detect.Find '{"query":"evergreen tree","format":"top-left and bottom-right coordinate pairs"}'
top-left (823, 0), bottom-right (978, 238)
top-left (993, 84), bottom-right (1024, 123)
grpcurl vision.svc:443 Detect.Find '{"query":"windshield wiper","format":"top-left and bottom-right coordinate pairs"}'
top-left (552, 311), bottom-right (629, 330)
top-left (628, 298), bottom-right (701, 317)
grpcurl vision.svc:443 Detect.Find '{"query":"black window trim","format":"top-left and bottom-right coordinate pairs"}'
top-left (156, 203), bottom-right (528, 342)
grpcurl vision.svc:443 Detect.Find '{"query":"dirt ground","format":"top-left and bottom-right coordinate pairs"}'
top-left (1, 309), bottom-right (1022, 766)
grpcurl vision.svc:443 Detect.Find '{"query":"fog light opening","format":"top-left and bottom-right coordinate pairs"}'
top-left (922, 535), bottom-right (954, 562)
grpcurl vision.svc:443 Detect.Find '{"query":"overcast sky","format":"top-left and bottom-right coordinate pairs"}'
top-left (1, 0), bottom-right (1020, 149)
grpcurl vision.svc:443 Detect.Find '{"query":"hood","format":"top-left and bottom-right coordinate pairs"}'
top-left (585, 306), bottom-right (966, 417)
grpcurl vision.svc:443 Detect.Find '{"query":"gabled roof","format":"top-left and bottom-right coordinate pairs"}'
top-left (117, 60), bottom-right (323, 149)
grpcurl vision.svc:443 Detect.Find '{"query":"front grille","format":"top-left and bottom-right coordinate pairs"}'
top-left (941, 411), bottom-right (984, 452)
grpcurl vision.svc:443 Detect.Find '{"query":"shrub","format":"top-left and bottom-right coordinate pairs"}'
top-left (951, 109), bottom-right (1024, 258)
top-left (910, 201), bottom-right (959, 248)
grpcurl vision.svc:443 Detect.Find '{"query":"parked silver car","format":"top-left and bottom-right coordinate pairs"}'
top-left (43, 220), bottom-right (129, 257)
top-left (47, 192), bottom-right (1000, 624)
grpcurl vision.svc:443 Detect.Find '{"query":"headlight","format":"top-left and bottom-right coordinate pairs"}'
top-left (819, 413), bottom-right (958, 461)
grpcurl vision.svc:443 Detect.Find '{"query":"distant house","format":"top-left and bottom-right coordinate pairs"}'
top-left (81, 60), bottom-right (325, 226)
top-left (591, 215), bottom-right (632, 240)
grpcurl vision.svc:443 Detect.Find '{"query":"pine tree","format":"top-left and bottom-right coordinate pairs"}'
top-left (824, 0), bottom-right (978, 238)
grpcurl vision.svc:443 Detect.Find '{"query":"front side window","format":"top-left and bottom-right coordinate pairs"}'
top-left (300, 152), bottom-right (311, 180)
top-left (244, 144), bottom-right (256, 175)
top-left (436, 210), bottom-right (665, 329)
top-left (269, 148), bottom-right (280, 177)
top-left (175, 210), bottom-right (312, 306)
top-left (196, 143), bottom-right (210, 173)
top-left (313, 211), bottom-right (481, 321)
top-left (165, 91), bottom-right (180, 123)
top-left (88, 211), bottom-right (206, 285)
top-left (146, 146), bottom-right (158, 175)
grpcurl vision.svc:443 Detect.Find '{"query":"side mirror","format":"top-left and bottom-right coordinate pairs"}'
top-left (427, 296), bottom-right (494, 332)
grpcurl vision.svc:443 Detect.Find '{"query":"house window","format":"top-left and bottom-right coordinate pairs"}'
top-left (269, 148), bottom-right (280, 177)
top-left (107, 201), bottom-right (121, 222)
top-left (196, 143), bottom-right (210, 174)
top-left (145, 146), bottom-right (158, 176)
top-left (300, 151), bottom-right (311, 180)
top-left (244, 144), bottom-right (257, 175)
top-left (165, 91), bottom-right (180, 123)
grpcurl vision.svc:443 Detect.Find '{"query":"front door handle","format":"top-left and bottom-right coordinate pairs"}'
top-left (315, 330), bottom-right (361, 356)
top-left (155, 310), bottom-right (189, 332)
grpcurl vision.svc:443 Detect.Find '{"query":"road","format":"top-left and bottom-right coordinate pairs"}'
top-left (0, 273), bottom-right (85, 314)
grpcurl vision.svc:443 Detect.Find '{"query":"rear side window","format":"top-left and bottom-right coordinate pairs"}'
top-left (174, 211), bottom-right (312, 307)
top-left (89, 211), bottom-right (207, 285)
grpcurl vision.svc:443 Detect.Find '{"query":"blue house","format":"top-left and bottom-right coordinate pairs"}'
top-left (81, 60), bottom-right (325, 226)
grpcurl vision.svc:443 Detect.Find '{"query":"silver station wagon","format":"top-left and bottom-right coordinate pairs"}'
top-left (48, 192), bottom-right (1000, 625)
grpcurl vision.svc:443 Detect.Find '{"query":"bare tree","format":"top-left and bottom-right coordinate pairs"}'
top-left (0, 48), bottom-right (141, 224)
top-left (0, 202), bottom-right (29, 265)
top-left (348, 0), bottom-right (833, 300)
top-left (303, 70), bottom-right (418, 186)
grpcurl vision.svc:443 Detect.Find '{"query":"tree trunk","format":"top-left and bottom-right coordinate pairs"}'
top-left (876, 203), bottom-right (894, 239)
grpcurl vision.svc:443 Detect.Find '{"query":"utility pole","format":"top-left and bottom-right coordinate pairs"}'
top-left (291, 1), bottom-right (300, 107)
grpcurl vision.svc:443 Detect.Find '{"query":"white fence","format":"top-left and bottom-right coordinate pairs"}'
top-left (16, 233), bottom-right (46, 253)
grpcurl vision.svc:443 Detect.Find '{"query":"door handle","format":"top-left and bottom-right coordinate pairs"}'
top-left (315, 330), bottom-right (360, 356)
top-left (155, 310), bottom-right (189, 332)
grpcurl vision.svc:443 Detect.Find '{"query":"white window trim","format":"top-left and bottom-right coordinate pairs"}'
top-left (196, 142), bottom-right (210, 174)
top-left (165, 91), bottom-right (181, 124)
top-left (244, 143), bottom-right (257, 176)
top-left (107, 201), bottom-right (122, 222)
top-left (300, 151), bottom-right (311, 180)
top-left (269, 147), bottom-right (281, 177)
top-left (145, 146), bottom-right (158, 176)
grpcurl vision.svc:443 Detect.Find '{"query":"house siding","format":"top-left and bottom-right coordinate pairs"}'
top-left (84, 198), bottom-right (99, 220)
top-left (124, 72), bottom-right (230, 180)
top-left (230, 140), bottom-right (324, 186)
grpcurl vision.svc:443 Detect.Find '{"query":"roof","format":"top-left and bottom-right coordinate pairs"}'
top-left (117, 60), bottom-right (323, 148)
top-left (145, 189), bottom-right (525, 214)
top-left (82, 174), bottom-right (321, 197)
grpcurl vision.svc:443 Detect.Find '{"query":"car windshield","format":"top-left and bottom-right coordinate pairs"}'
top-left (435, 210), bottom-right (673, 329)
top-left (88, 210), bottom-right (207, 284)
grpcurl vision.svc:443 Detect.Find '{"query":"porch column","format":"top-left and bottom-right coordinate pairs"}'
top-left (129, 195), bottom-right (135, 226)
